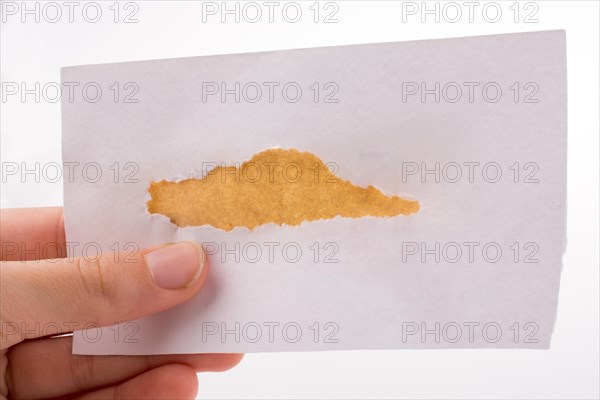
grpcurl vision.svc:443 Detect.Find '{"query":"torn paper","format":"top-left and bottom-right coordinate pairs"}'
top-left (147, 148), bottom-right (420, 231)
top-left (62, 30), bottom-right (567, 354)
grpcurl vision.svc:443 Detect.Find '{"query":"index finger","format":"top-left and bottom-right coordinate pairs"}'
top-left (0, 207), bottom-right (66, 261)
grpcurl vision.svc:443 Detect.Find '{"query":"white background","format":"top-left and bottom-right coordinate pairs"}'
top-left (1, 1), bottom-right (598, 398)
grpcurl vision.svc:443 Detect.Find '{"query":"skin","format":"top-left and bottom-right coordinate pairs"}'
top-left (0, 207), bottom-right (243, 399)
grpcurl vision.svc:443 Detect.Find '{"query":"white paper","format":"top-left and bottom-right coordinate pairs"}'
top-left (63, 31), bottom-right (567, 354)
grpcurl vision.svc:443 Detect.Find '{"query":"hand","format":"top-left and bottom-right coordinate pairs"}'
top-left (0, 207), bottom-right (243, 399)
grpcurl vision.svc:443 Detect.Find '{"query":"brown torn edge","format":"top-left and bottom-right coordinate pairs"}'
top-left (147, 148), bottom-right (419, 231)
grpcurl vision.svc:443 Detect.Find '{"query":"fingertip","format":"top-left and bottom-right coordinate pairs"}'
top-left (117, 364), bottom-right (199, 399)
top-left (216, 353), bottom-right (245, 372)
top-left (144, 242), bottom-right (208, 290)
top-left (186, 241), bottom-right (209, 289)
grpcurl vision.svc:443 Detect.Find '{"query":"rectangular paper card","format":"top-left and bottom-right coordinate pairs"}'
top-left (63, 30), bottom-right (567, 354)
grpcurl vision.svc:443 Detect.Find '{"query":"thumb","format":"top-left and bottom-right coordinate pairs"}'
top-left (0, 242), bottom-right (207, 348)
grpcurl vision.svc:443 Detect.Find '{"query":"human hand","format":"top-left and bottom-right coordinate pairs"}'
top-left (0, 207), bottom-right (243, 399)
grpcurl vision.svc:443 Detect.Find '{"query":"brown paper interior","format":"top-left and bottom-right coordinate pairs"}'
top-left (147, 148), bottom-right (419, 231)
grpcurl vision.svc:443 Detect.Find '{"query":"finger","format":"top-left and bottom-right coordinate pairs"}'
top-left (0, 242), bottom-right (207, 348)
top-left (5, 336), bottom-right (243, 399)
top-left (72, 364), bottom-right (199, 400)
top-left (0, 207), bottom-right (66, 261)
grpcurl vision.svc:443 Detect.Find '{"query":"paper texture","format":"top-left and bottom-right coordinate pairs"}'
top-left (63, 31), bottom-right (567, 354)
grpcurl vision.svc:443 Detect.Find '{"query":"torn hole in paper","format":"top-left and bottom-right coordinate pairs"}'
top-left (147, 148), bottom-right (419, 231)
